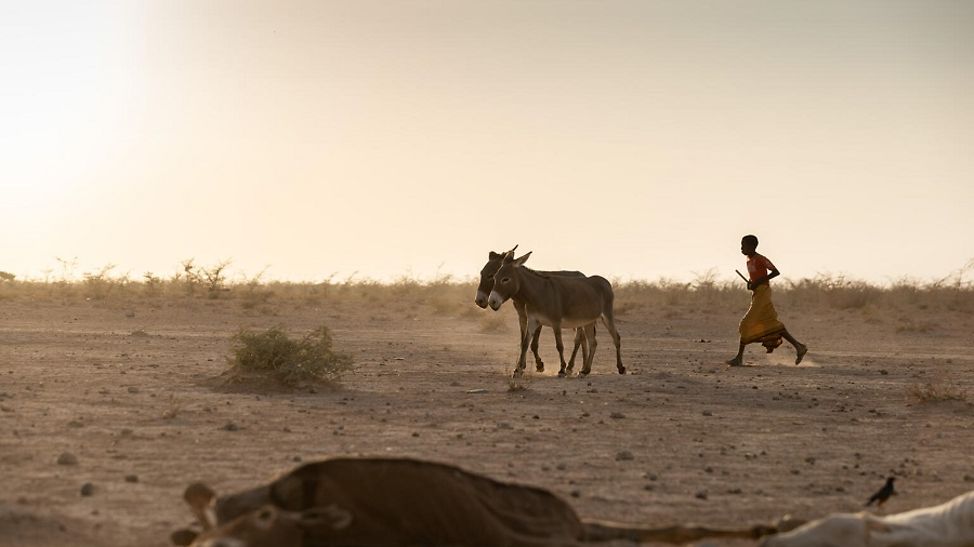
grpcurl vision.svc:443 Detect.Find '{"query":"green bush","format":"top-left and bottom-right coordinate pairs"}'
top-left (228, 325), bottom-right (352, 386)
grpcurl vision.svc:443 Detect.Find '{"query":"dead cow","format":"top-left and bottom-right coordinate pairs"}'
top-left (761, 489), bottom-right (974, 547)
top-left (173, 457), bottom-right (775, 546)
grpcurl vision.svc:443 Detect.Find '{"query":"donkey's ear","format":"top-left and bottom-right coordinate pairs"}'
top-left (489, 251), bottom-right (502, 260)
top-left (502, 252), bottom-right (516, 264)
top-left (513, 252), bottom-right (532, 266)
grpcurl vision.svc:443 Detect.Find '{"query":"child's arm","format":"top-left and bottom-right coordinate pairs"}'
top-left (747, 257), bottom-right (780, 289)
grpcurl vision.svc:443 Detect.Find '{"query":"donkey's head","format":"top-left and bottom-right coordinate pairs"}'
top-left (475, 245), bottom-right (517, 308)
top-left (487, 251), bottom-right (531, 311)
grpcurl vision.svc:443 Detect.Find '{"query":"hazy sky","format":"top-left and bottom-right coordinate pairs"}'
top-left (2, 1), bottom-right (972, 283)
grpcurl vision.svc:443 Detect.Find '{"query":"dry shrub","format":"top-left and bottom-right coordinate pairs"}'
top-left (227, 325), bottom-right (352, 386)
top-left (162, 394), bottom-right (183, 420)
top-left (895, 318), bottom-right (936, 334)
top-left (908, 382), bottom-right (967, 403)
top-left (479, 314), bottom-right (509, 333)
top-left (508, 376), bottom-right (530, 392)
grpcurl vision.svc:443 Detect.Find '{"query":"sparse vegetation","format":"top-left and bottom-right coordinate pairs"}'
top-left (0, 260), bottom-right (970, 321)
top-left (479, 314), bottom-right (509, 333)
top-left (508, 376), bottom-right (530, 392)
top-left (227, 325), bottom-right (353, 386)
top-left (908, 381), bottom-right (968, 403)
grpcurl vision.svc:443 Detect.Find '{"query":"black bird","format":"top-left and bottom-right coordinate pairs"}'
top-left (865, 477), bottom-right (897, 507)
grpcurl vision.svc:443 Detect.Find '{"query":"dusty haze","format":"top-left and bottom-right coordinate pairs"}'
top-left (2, 1), bottom-right (972, 282)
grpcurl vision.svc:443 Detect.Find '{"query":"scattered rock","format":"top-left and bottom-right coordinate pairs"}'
top-left (127, 387), bottom-right (140, 394)
top-left (615, 450), bottom-right (634, 461)
top-left (57, 452), bottom-right (78, 466)
top-left (124, 475), bottom-right (139, 483)
top-left (221, 422), bottom-right (240, 432)
top-left (610, 412), bottom-right (626, 419)
top-left (695, 490), bottom-right (708, 500)
top-left (702, 410), bottom-right (713, 416)
top-left (80, 483), bottom-right (95, 496)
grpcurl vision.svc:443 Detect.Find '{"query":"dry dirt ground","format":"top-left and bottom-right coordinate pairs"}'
top-left (2, 291), bottom-right (973, 546)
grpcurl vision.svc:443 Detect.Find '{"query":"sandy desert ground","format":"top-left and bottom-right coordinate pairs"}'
top-left (1, 281), bottom-right (973, 546)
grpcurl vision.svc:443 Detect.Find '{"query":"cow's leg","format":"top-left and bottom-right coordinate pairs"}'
top-left (553, 323), bottom-right (569, 376)
top-left (601, 309), bottom-right (625, 374)
top-left (580, 323), bottom-right (598, 375)
top-left (530, 325), bottom-right (545, 373)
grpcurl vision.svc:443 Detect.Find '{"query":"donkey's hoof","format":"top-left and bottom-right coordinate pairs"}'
top-left (535, 363), bottom-right (545, 373)
top-left (617, 366), bottom-right (626, 375)
top-left (512, 368), bottom-right (525, 378)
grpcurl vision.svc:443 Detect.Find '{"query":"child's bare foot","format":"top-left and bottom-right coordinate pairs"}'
top-left (795, 344), bottom-right (807, 365)
top-left (726, 357), bottom-right (743, 367)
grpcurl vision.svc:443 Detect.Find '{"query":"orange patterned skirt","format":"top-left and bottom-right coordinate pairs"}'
top-left (739, 284), bottom-right (786, 352)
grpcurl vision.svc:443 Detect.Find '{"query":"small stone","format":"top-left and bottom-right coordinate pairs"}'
top-left (570, 490), bottom-right (581, 498)
top-left (57, 452), bottom-right (78, 466)
top-left (615, 450), bottom-right (634, 461)
top-left (80, 483), bottom-right (95, 496)
top-left (695, 490), bottom-right (708, 500)
top-left (702, 410), bottom-right (713, 416)
top-left (221, 422), bottom-right (240, 432)
top-left (964, 475), bottom-right (974, 483)
top-left (124, 475), bottom-right (138, 483)
top-left (610, 412), bottom-right (626, 419)
top-left (127, 387), bottom-right (139, 394)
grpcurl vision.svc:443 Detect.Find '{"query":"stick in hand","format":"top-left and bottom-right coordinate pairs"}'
top-left (735, 270), bottom-right (749, 285)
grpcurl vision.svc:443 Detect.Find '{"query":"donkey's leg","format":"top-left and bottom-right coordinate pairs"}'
top-left (513, 301), bottom-right (529, 376)
top-left (553, 324), bottom-right (569, 376)
top-left (601, 310), bottom-right (625, 374)
top-left (580, 323), bottom-right (598, 375)
top-left (530, 325), bottom-right (545, 373)
top-left (566, 328), bottom-right (584, 375)
top-left (514, 316), bottom-right (539, 377)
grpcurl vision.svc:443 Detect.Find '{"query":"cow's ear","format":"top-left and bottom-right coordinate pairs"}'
top-left (170, 529), bottom-right (199, 546)
top-left (300, 504), bottom-right (353, 531)
top-left (184, 483), bottom-right (217, 530)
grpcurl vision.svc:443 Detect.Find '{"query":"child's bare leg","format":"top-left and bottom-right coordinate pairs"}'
top-left (726, 342), bottom-right (745, 366)
top-left (782, 329), bottom-right (807, 364)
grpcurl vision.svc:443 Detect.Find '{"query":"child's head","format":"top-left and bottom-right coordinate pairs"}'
top-left (741, 234), bottom-right (758, 255)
